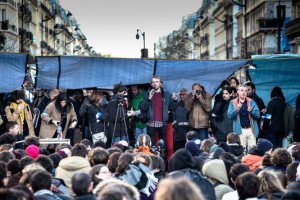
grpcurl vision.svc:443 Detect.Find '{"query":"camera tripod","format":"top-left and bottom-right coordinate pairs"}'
top-left (111, 101), bottom-right (129, 146)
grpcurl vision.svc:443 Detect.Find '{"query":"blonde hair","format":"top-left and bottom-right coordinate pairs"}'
top-left (258, 170), bottom-right (285, 199)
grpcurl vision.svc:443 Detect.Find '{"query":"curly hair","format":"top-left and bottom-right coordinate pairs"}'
top-left (271, 148), bottom-right (292, 167)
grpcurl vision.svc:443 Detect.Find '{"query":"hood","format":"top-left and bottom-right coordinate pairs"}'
top-left (93, 178), bottom-right (140, 200)
top-left (202, 159), bottom-right (229, 185)
top-left (228, 144), bottom-right (244, 156)
top-left (59, 156), bottom-right (90, 171)
top-left (169, 149), bottom-right (194, 172)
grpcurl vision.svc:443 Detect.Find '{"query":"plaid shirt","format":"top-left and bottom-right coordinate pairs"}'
top-left (147, 120), bottom-right (164, 128)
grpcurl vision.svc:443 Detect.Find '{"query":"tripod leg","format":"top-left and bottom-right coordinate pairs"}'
top-left (112, 103), bottom-right (120, 147)
top-left (120, 104), bottom-right (129, 141)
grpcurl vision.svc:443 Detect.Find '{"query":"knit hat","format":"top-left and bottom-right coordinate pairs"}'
top-left (119, 140), bottom-right (129, 147)
top-left (169, 148), bottom-right (194, 172)
top-left (212, 147), bottom-right (225, 159)
top-left (256, 138), bottom-right (273, 153)
top-left (25, 145), bottom-right (40, 159)
top-left (209, 144), bottom-right (218, 154)
top-left (185, 141), bottom-right (201, 156)
top-left (56, 150), bottom-right (68, 159)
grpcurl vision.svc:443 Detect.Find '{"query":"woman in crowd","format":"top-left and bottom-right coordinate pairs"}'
top-left (40, 92), bottom-right (77, 142)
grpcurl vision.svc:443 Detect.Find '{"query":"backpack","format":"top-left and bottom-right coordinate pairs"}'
top-left (168, 168), bottom-right (216, 200)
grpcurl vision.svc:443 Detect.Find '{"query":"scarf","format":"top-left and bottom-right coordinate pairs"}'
top-left (12, 101), bottom-right (26, 124)
top-left (134, 146), bottom-right (152, 155)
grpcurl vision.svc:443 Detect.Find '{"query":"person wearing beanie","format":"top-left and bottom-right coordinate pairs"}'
top-left (169, 148), bottom-right (195, 172)
top-left (185, 141), bottom-right (201, 156)
top-left (212, 147), bottom-right (225, 160)
top-left (25, 144), bottom-right (40, 159)
top-left (242, 138), bottom-right (273, 172)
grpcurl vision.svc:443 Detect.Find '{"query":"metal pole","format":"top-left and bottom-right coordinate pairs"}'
top-left (21, 0), bottom-right (24, 53)
top-left (143, 32), bottom-right (145, 50)
top-left (277, 0), bottom-right (281, 53)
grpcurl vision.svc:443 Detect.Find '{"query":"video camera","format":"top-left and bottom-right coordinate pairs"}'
top-left (151, 139), bottom-right (165, 157)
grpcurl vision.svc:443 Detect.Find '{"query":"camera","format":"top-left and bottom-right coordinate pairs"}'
top-left (151, 139), bottom-right (165, 157)
top-left (195, 90), bottom-right (201, 95)
top-left (115, 93), bottom-right (124, 102)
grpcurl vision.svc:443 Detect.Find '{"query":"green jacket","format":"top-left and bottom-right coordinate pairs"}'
top-left (131, 90), bottom-right (146, 129)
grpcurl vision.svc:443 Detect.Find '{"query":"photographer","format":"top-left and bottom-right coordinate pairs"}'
top-left (107, 83), bottom-right (129, 145)
top-left (185, 83), bottom-right (212, 141)
top-left (134, 134), bottom-right (164, 156)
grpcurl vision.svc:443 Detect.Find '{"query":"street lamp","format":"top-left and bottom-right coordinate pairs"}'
top-left (136, 29), bottom-right (148, 58)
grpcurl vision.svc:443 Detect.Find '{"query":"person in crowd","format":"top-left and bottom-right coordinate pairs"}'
top-left (134, 134), bottom-right (153, 155)
top-left (71, 172), bottom-right (96, 200)
top-left (202, 159), bottom-right (234, 200)
top-left (226, 133), bottom-right (244, 159)
top-left (88, 147), bottom-right (109, 166)
top-left (23, 135), bottom-right (40, 149)
top-left (155, 177), bottom-right (205, 200)
top-left (185, 83), bottom-right (212, 141)
top-left (140, 75), bottom-right (176, 161)
top-left (79, 88), bottom-right (97, 142)
top-left (186, 131), bottom-right (201, 147)
top-left (5, 90), bottom-right (35, 137)
top-left (263, 86), bottom-right (286, 148)
top-left (149, 154), bottom-right (165, 181)
top-left (245, 82), bottom-right (266, 138)
top-left (263, 147), bottom-right (292, 173)
top-left (227, 84), bottom-right (260, 151)
top-left (107, 152), bottom-right (121, 173)
top-left (242, 138), bottom-right (273, 171)
top-left (294, 93), bottom-right (300, 142)
top-left (228, 77), bottom-right (239, 89)
top-left (286, 161), bottom-right (300, 184)
top-left (211, 86), bottom-right (233, 144)
top-left (107, 83), bottom-right (130, 145)
top-left (4, 121), bottom-right (23, 149)
top-left (0, 161), bottom-right (7, 188)
top-left (213, 80), bottom-right (230, 105)
top-left (115, 152), bottom-right (134, 177)
top-left (172, 88), bottom-right (190, 151)
top-left (55, 143), bottom-right (91, 189)
top-left (257, 170), bottom-right (285, 200)
top-left (40, 92), bottom-right (77, 144)
top-left (71, 89), bottom-right (85, 144)
top-left (292, 144), bottom-right (300, 162)
top-left (129, 84), bottom-right (147, 141)
top-left (7, 156), bottom-right (33, 187)
top-left (283, 101), bottom-right (295, 148)
top-left (34, 89), bottom-right (60, 136)
top-left (235, 172), bottom-right (260, 200)
top-left (87, 90), bottom-right (108, 144)
top-left (222, 163), bottom-right (250, 200)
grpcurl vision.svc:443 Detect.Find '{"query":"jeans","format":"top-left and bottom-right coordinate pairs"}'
top-left (147, 126), bottom-right (167, 147)
top-left (135, 127), bottom-right (147, 140)
top-left (194, 128), bottom-right (208, 141)
top-left (112, 135), bottom-right (128, 144)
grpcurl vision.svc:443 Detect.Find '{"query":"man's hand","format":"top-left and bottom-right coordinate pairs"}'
top-left (172, 92), bottom-right (179, 100)
top-left (69, 121), bottom-right (77, 129)
top-left (52, 120), bottom-right (60, 126)
top-left (149, 89), bottom-right (155, 99)
top-left (248, 105), bottom-right (254, 112)
top-left (236, 102), bottom-right (242, 111)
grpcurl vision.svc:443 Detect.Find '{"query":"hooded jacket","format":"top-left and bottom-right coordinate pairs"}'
top-left (202, 159), bottom-right (234, 200)
top-left (242, 154), bottom-right (263, 172)
top-left (55, 156), bottom-right (91, 188)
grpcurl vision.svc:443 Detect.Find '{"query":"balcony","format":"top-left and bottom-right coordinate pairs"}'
top-left (40, 2), bottom-right (53, 18)
top-left (257, 18), bottom-right (283, 30)
top-left (286, 17), bottom-right (300, 38)
top-left (1, 20), bottom-right (9, 30)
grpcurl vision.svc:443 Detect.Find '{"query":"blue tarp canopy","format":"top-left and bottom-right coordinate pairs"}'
top-left (0, 52), bottom-right (27, 93)
top-left (249, 54), bottom-right (300, 107)
top-left (36, 56), bottom-right (248, 95)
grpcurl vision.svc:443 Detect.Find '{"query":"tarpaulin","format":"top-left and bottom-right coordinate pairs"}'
top-left (0, 52), bottom-right (27, 92)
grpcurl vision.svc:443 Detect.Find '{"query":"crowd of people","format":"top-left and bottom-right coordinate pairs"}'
top-left (0, 75), bottom-right (300, 200)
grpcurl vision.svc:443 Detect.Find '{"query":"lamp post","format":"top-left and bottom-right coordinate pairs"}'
top-left (136, 29), bottom-right (148, 58)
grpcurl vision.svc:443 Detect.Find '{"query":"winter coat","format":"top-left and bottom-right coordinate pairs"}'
top-left (185, 92), bottom-right (212, 129)
top-left (55, 156), bottom-right (91, 188)
top-left (131, 90), bottom-right (147, 129)
top-left (140, 89), bottom-right (176, 124)
top-left (87, 104), bottom-right (108, 135)
top-left (74, 193), bottom-right (96, 200)
top-left (5, 101), bottom-right (35, 136)
top-left (227, 97), bottom-right (260, 137)
top-left (40, 101), bottom-right (77, 139)
top-left (283, 103), bottom-right (295, 137)
top-left (242, 154), bottom-right (263, 172)
top-left (173, 100), bottom-right (190, 141)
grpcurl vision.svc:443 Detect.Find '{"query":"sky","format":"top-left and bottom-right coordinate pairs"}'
top-left (59, 0), bottom-right (203, 58)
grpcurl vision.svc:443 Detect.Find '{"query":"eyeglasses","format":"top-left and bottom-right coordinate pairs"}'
top-left (180, 94), bottom-right (187, 96)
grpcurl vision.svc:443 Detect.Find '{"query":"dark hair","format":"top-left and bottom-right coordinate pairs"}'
top-left (222, 85), bottom-right (232, 94)
top-left (0, 151), bottom-right (15, 162)
top-left (226, 133), bottom-right (241, 145)
top-left (71, 143), bottom-right (88, 158)
top-left (271, 148), bottom-right (292, 167)
top-left (80, 139), bottom-right (93, 149)
top-left (270, 86), bottom-right (285, 101)
top-left (220, 152), bottom-right (237, 188)
top-left (107, 147), bottom-right (123, 155)
top-left (11, 90), bottom-right (25, 102)
top-left (90, 147), bottom-right (110, 166)
top-left (192, 83), bottom-right (201, 89)
top-left (0, 188), bottom-right (21, 200)
top-left (49, 153), bottom-right (62, 169)
top-left (35, 155), bottom-right (54, 173)
top-left (71, 172), bottom-right (92, 195)
top-left (23, 136), bottom-right (40, 149)
top-left (186, 131), bottom-right (198, 141)
top-left (5, 121), bottom-right (18, 132)
top-left (286, 162), bottom-right (300, 183)
top-left (12, 184), bottom-right (36, 200)
top-left (7, 159), bottom-right (19, 176)
top-left (89, 164), bottom-right (105, 188)
top-left (115, 153), bottom-right (134, 176)
top-left (292, 145), bottom-right (300, 160)
top-left (107, 152), bottom-right (121, 173)
top-left (231, 87), bottom-right (237, 94)
top-left (55, 143), bottom-right (72, 151)
top-left (281, 190), bottom-right (300, 200)
top-left (245, 81), bottom-right (256, 90)
top-left (19, 156), bottom-right (34, 172)
top-left (236, 172), bottom-right (260, 200)
top-left (54, 92), bottom-right (72, 113)
top-left (229, 163), bottom-right (250, 184)
top-left (29, 170), bottom-right (52, 192)
top-left (0, 133), bottom-right (15, 145)
top-left (228, 77), bottom-right (239, 86)
top-left (0, 161), bottom-right (7, 187)
top-left (113, 82), bottom-right (127, 94)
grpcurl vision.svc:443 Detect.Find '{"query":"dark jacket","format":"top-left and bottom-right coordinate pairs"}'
top-left (74, 193), bottom-right (96, 200)
top-left (211, 99), bottom-right (233, 142)
top-left (249, 92), bottom-right (266, 114)
top-left (87, 104), bottom-right (108, 135)
top-left (173, 100), bottom-right (190, 141)
top-left (107, 96), bottom-right (129, 138)
top-left (263, 97), bottom-right (285, 136)
top-left (140, 89), bottom-right (175, 124)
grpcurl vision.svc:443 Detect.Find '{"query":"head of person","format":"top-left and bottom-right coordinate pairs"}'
top-left (71, 143), bottom-right (88, 158)
top-left (49, 88), bottom-right (60, 100)
top-left (89, 147), bottom-right (110, 166)
top-left (270, 148), bottom-right (292, 167)
top-left (23, 136), bottom-right (40, 149)
top-left (133, 152), bottom-right (152, 168)
top-left (237, 84), bottom-right (248, 100)
top-left (258, 170), bottom-right (285, 196)
top-left (270, 86), bottom-right (285, 101)
top-left (113, 82), bottom-right (127, 95)
top-left (11, 90), bottom-right (25, 104)
top-left (107, 152), bottom-right (122, 173)
top-left (0, 161), bottom-right (7, 188)
top-left (6, 122), bottom-right (19, 136)
top-left (287, 162), bottom-right (300, 183)
top-left (245, 82), bottom-right (256, 97)
top-left (85, 88), bottom-right (96, 99)
top-left (255, 138), bottom-right (273, 155)
top-left (131, 85), bottom-right (140, 97)
top-left (229, 163), bottom-right (250, 185)
top-left (231, 87), bottom-right (237, 97)
top-left (228, 77), bottom-right (239, 88)
top-left (74, 89), bottom-right (84, 101)
top-left (151, 75), bottom-right (163, 91)
top-left (169, 148), bottom-right (194, 172)
top-left (200, 139), bottom-right (215, 153)
top-left (226, 133), bottom-right (241, 145)
top-left (192, 83), bottom-right (201, 93)
top-left (55, 92), bottom-right (71, 110)
top-left (179, 88), bottom-right (189, 102)
top-left (154, 177), bottom-right (204, 200)
top-left (90, 90), bottom-right (103, 106)
top-left (29, 169), bottom-right (52, 192)
top-left (236, 172), bottom-right (260, 200)
top-left (115, 153), bottom-right (134, 176)
top-left (0, 151), bottom-right (15, 163)
top-left (71, 172), bottom-right (93, 196)
top-left (186, 131), bottom-right (198, 142)
top-left (35, 155), bottom-right (54, 173)
top-left (222, 86), bottom-right (232, 101)
top-left (137, 134), bottom-right (152, 147)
